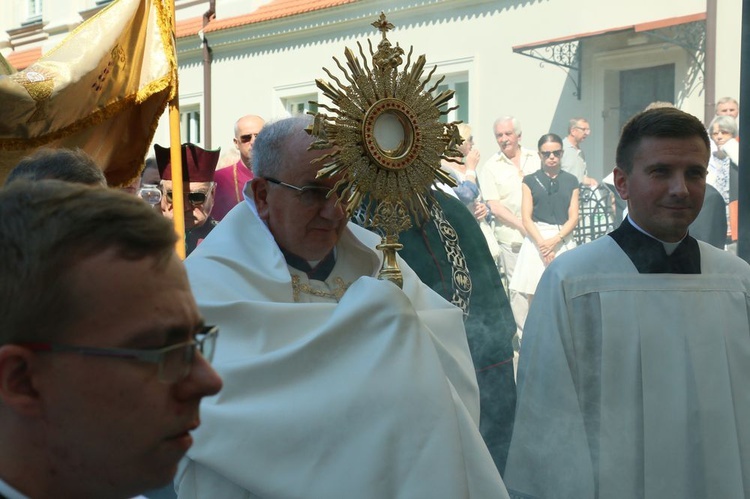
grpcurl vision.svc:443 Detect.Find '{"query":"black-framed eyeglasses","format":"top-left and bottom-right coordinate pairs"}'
top-left (19, 326), bottom-right (219, 383)
top-left (165, 188), bottom-right (212, 206)
top-left (540, 150), bottom-right (563, 159)
top-left (264, 177), bottom-right (347, 206)
top-left (239, 133), bottom-right (258, 144)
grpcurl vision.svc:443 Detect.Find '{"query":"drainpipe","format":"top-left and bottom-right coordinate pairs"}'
top-left (704, 0), bottom-right (717, 123)
top-left (201, 1), bottom-right (215, 148)
top-left (738, 0), bottom-right (750, 262)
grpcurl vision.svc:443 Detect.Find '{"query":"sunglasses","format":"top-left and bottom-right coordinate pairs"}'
top-left (165, 190), bottom-right (209, 206)
top-left (540, 150), bottom-right (563, 159)
top-left (239, 133), bottom-right (259, 144)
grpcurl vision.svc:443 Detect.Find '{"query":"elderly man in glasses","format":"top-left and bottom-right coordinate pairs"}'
top-left (177, 115), bottom-right (508, 498)
top-left (212, 114), bottom-right (266, 221)
top-left (561, 117), bottom-right (598, 188)
top-left (154, 143), bottom-right (221, 255)
top-left (0, 180), bottom-right (223, 499)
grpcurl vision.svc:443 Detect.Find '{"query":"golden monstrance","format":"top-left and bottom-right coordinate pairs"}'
top-left (307, 12), bottom-right (463, 288)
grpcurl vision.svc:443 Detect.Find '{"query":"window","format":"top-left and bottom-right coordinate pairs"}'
top-left (435, 74), bottom-right (469, 124)
top-left (180, 109), bottom-right (201, 144)
top-left (26, 0), bottom-right (42, 22)
top-left (284, 94), bottom-right (318, 116)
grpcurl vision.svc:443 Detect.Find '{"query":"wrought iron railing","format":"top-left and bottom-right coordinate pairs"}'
top-left (574, 185), bottom-right (617, 245)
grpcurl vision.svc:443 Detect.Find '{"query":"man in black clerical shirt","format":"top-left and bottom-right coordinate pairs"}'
top-left (505, 108), bottom-right (750, 499)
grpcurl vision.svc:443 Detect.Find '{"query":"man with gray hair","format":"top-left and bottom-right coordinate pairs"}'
top-left (562, 117), bottom-right (598, 187)
top-left (477, 116), bottom-right (539, 350)
top-left (0, 180), bottom-right (222, 498)
top-left (177, 115), bottom-right (508, 498)
top-left (715, 96), bottom-right (739, 119)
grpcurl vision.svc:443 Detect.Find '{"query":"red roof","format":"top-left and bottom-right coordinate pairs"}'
top-left (5, 46), bottom-right (42, 70)
top-left (177, 0), bottom-right (358, 38)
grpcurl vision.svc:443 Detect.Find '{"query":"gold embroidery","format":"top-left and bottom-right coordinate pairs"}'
top-left (233, 162), bottom-right (241, 203)
top-left (292, 275), bottom-right (351, 303)
top-left (11, 64), bottom-right (55, 122)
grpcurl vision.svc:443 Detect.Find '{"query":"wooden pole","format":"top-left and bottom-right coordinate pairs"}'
top-left (167, 0), bottom-right (186, 259)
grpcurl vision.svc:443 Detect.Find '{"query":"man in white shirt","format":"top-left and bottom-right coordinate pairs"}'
top-left (0, 181), bottom-right (223, 499)
top-left (477, 116), bottom-right (539, 345)
top-left (177, 115), bottom-right (508, 498)
top-left (506, 107), bottom-right (750, 499)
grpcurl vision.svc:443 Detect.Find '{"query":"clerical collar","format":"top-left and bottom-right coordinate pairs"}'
top-left (627, 216), bottom-right (684, 255)
top-left (280, 247), bottom-right (337, 281)
top-left (609, 218), bottom-right (700, 274)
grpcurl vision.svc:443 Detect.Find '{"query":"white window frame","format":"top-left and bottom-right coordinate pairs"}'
top-left (284, 93), bottom-right (318, 116)
top-left (435, 74), bottom-right (469, 124)
top-left (273, 81), bottom-right (319, 118)
top-left (27, 0), bottom-right (43, 22)
top-left (432, 57), bottom-right (474, 125)
top-left (180, 107), bottom-right (201, 145)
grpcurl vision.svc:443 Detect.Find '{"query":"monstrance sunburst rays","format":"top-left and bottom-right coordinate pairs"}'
top-left (308, 12), bottom-right (463, 287)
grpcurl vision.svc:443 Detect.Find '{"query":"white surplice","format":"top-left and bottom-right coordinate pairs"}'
top-left (176, 200), bottom-right (508, 499)
top-left (505, 235), bottom-right (750, 499)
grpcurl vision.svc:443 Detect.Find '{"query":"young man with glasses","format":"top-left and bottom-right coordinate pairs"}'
top-left (212, 114), bottom-right (266, 221)
top-left (178, 115), bottom-right (508, 498)
top-left (562, 117), bottom-right (598, 187)
top-left (154, 143), bottom-right (221, 255)
top-left (0, 180), bottom-right (222, 499)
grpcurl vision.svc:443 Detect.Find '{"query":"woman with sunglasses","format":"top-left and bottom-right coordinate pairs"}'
top-left (509, 133), bottom-right (579, 309)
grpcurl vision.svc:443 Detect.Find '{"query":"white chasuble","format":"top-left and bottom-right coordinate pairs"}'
top-left (177, 200), bottom-right (508, 499)
top-left (505, 235), bottom-right (750, 499)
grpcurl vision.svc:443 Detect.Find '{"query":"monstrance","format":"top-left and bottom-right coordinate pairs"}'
top-left (307, 12), bottom-right (463, 288)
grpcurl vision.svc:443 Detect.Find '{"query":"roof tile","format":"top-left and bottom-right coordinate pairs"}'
top-left (5, 46), bottom-right (42, 70)
top-left (177, 0), bottom-right (358, 38)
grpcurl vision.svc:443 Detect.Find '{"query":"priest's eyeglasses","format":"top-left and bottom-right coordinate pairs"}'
top-left (264, 177), bottom-right (347, 206)
top-left (20, 326), bottom-right (218, 383)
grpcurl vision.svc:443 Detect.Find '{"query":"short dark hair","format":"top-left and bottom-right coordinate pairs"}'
top-left (6, 148), bottom-right (108, 187)
top-left (537, 133), bottom-right (564, 150)
top-left (616, 108), bottom-right (710, 174)
top-left (0, 180), bottom-right (178, 344)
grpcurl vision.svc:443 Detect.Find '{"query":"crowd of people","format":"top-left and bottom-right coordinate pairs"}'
top-left (0, 102), bottom-right (748, 499)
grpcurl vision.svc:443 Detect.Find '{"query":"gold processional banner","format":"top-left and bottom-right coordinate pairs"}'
top-left (0, 0), bottom-right (176, 186)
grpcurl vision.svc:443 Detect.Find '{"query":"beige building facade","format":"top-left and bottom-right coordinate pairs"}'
top-left (1, 0), bottom-right (743, 181)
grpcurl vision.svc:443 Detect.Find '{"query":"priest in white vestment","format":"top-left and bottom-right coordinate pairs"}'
top-left (505, 108), bottom-right (750, 499)
top-left (176, 116), bottom-right (508, 499)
